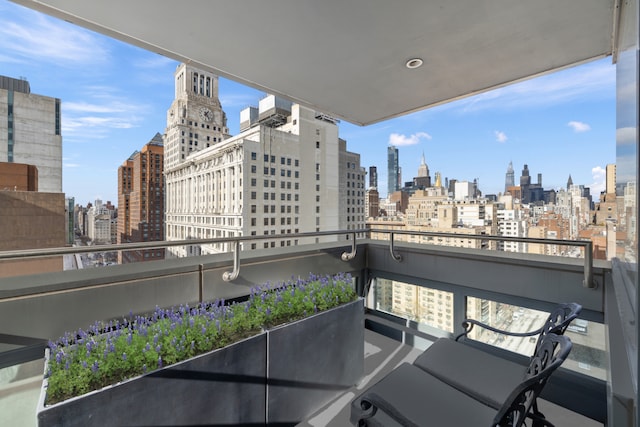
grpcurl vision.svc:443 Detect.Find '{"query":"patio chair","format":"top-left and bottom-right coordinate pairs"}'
top-left (411, 302), bottom-right (581, 410)
top-left (350, 332), bottom-right (572, 427)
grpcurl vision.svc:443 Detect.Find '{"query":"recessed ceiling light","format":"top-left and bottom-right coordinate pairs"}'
top-left (405, 58), bottom-right (423, 69)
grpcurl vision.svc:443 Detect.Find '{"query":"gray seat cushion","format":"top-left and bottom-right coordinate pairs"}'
top-left (351, 363), bottom-right (498, 426)
top-left (413, 338), bottom-right (526, 409)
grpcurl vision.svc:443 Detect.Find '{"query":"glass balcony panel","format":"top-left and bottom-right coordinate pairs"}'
top-left (371, 278), bottom-right (454, 334)
top-left (466, 298), bottom-right (607, 380)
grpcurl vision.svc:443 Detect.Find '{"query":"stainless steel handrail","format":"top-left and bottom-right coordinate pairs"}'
top-left (0, 228), bottom-right (595, 287)
top-left (368, 229), bottom-right (595, 288)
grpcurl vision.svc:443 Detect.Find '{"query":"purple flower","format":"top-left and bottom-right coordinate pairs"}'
top-left (122, 352), bottom-right (127, 361)
top-left (158, 356), bottom-right (163, 368)
top-left (91, 361), bottom-right (99, 373)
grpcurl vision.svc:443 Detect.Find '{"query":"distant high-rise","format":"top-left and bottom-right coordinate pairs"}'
top-left (369, 166), bottom-right (378, 188)
top-left (520, 164), bottom-right (532, 203)
top-left (0, 75), bottom-right (62, 192)
top-left (117, 133), bottom-right (165, 263)
top-left (606, 164), bottom-right (616, 195)
top-left (387, 146), bottom-right (399, 195)
top-left (505, 161), bottom-right (515, 193)
top-left (412, 152), bottom-right (431, 189)
top-left (417, 152), bottom-right (429, 177)
top-left (567, 174), bottom-right (573, 189)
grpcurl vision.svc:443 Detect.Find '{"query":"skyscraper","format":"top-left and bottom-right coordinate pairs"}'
top-left (387, 145), bottom-right (399, 195)
top-left (369, 166), bottom-right (377, 189)
top-left (520, 164), bottom-right (531, 203)
top-left (504, 161), bottom-right (515, 193)
top-left (117, 133), bottom-right (165, 263)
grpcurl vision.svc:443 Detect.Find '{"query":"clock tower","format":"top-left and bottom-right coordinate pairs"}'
top-left (164, 63), bottom-right (229, 170)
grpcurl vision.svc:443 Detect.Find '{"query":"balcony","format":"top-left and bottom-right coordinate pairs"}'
top-left (0, 230), bottom-right (630, 425)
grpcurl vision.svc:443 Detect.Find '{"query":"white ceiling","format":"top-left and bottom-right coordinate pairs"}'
top-left (12, 0), bottom-right (617, 126)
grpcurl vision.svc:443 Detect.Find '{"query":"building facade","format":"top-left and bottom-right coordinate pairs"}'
top-left (0, 75), bottom-right (62, 193)
top-left (117, 133), bottom-right (165, 263)
top-left (164, 66), bottom-right (364, 256)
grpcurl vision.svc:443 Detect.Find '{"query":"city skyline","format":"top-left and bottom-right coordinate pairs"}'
top-left (0, 0), bottom-right (616, 206)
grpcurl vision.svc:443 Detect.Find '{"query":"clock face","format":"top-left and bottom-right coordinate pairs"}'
top-left (199, 107), bottom-right (213, 122)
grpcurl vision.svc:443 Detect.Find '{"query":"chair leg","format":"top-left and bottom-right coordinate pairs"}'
top-left (528, 401), bottom-right (555, 427)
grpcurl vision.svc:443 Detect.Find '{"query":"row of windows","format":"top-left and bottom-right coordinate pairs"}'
top-left (249, 165), bottom-right (301, 178)
top-left (250, 152), bottom-right (300, 167)
top-left (249, 191), bottom-right (300, 202)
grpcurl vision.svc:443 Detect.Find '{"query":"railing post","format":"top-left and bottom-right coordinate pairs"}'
top-left (222, 240), bottom-right (240, 282)
top-left (198, 264), bottom-right (204, 302)
top-left (389, 232), bottom-right (402, 262)
top-left (341, 232), bottom-right (357, 261)
top-left (583, 241), bottom-right (595, 288)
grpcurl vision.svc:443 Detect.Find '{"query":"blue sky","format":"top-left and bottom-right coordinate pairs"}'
top-left (1, 1), bottom-right (616, 205)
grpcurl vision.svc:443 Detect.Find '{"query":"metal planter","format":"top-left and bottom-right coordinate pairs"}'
top-left (37, 333), bottom-right (267, 427)
top-left (37, 298), bottom-right (364, 426)
top-left (266, 297), bottom-right (364, 424)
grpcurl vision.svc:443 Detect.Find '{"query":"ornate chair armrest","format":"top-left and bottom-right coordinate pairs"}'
top-left (455, 318), bottom-right (544, 341)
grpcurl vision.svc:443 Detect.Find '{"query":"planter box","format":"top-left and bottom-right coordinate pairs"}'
top-left (37, 333), bottom-right (267, 427)
top-left (267, 297), bottom-right (364, 424)
top-left (37, 298), bottom-right (364, 426)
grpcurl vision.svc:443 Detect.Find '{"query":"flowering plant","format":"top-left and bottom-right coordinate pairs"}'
top-left (45, 272), bottom-right (356, 405)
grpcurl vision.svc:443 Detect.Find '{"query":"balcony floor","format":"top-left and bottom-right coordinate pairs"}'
top-left (298, 329), bottom-right (604, 427)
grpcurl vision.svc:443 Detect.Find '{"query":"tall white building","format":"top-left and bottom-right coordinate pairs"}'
top-left (164, 66), bottom-right (364, 257)
top-left (0, 75), bottom-right (62, 193)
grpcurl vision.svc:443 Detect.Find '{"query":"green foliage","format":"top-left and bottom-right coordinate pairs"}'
top-left (45, 273), bottom-right (357, 405)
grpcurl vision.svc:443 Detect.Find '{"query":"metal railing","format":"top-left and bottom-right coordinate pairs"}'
top-left (368, 229), bottom-right (595, 288)
top-left (0, 229), bottom-right (595, 287)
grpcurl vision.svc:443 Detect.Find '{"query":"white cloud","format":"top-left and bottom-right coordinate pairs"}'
top-left (0, 10), bottom-right (109, 66)
top-left (64, 163), bottom-right (80, 168)
top-left (61, 87), bottom-right (149, 140)
top-left (590, 166), bottom-right (606, 196)
top-left (568, 121), bottom-right (591, 132)
top-left (389, 132), bottom-right (431, 146)
top-left (494, 131), bottom-right (508, 143)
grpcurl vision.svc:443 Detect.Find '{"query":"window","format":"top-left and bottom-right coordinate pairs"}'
top-left (264, 154), bottom-right (269, 162)
top-left (251, 152), bottom-right (257, 160)
top-left (251, 165), bottom-right (257, 173)
top-left (251, 205), bottom-right (256, 213)
top-left (316, 141), bottom-right (320, 148)
top-left (251, 191), bottom-right (256, 200)
top-left (251, 178), bottom-right (256, 186)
